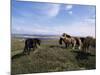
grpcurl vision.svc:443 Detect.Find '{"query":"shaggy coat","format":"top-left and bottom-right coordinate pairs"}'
top-left (23, 38), bottom-right (41, 55)
top-left (59, 33), bottom-right (82, 50)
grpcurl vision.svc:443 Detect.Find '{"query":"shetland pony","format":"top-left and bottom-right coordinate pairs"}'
top-left (59, 33), bottom-right (82, 50)
top-left (59, 36), bottom-right (76, 49)
top-left (80, 36), bottom-right (95, 53)
top-left (23, 38), bottom-right (41, 55)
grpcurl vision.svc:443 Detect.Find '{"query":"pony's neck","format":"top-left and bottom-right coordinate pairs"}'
top-left (61, 36), bottom-right (70, 41)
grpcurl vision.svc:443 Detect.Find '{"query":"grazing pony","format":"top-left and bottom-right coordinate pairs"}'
top-left (59, 33), bottom-right (82, 50)
top-left (23, 38), bottom-right (41, 55)
top-left (59, 36), bottom-right (76, 49)
top-left (74, 37), bottom-right (82, 50)
top-left (80, 36), bottom-right (95, 53)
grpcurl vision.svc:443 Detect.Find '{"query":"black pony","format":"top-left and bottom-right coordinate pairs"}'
top-left (23, 38), bottom-right (41, 55)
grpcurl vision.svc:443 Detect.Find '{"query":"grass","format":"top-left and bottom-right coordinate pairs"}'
top-left (11, 37), bottom-right (96, 75)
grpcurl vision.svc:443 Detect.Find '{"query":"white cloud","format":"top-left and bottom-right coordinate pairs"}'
top-left (12, 18), bottom-right (95, 37)
top-left (66, 5), bottom-right (73, 10)
top-left (13, 3), bottom-right (61, 19)
top-left (12, 13), bottom-right (95, 37)
top-left (45, 4), bottom-right (60, 17)
top-left (53, 21), bottom-right (95, 37)
top-left (65, 5), bottom-right (73, 15)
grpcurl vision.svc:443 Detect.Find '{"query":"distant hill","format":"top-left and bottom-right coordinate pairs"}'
top-left (11, 34), bottom-right (60, 40)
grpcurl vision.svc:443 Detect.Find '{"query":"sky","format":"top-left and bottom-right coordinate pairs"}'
top-left (11, 0), bottom-right (96, 37)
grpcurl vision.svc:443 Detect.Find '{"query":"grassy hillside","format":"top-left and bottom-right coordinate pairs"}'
top-left (11, 37), bottom-right (96, 75)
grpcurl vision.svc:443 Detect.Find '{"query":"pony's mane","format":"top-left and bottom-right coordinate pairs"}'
top-left (62, 33), bottom-right (71, 38)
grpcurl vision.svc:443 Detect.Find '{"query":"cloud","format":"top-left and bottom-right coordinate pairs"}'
top-left (12, 16), bottom-right (95, 37)
top-left (28, 3), bottom-right (60, 18)
top-left (12, 20), bottom-right (95, 37)
top-left (44, 4), bottom-right (60, 18)
top-left (12, 2), bottom-right (95, 37)
top-left (66, 5), bottom-right (73, 10)
top-left (13, 2), bottom-right (61, 20)
top-left (53, 20), bottom-right (95, 37)
top-left (12, 24), bottom-right (57, 34)
top-left (65, 5), bottom-right (73, 15)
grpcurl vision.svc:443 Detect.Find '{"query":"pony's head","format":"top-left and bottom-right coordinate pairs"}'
top-left (36, 39), bottom-right (41, 45)
top-left (59, 37), bottom-right (63, 45)
top-left (33, 38), bottom-right (41, 46)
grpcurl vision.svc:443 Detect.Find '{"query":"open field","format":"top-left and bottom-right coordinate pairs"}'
top-left (11, 37), bottom-right (96, 75)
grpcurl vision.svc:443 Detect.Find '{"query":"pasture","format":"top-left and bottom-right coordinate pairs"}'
top-left (11, 37), bottom-right (96, 75)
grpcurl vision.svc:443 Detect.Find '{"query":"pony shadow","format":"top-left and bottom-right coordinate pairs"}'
top-left (71, 50), bottom-right (95, 60)
top-left (11, 52), bottom-right (25, 60)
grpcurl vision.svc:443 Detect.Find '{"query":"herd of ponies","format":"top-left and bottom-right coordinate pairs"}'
top-left (23, 33), bottom-right (96, 55)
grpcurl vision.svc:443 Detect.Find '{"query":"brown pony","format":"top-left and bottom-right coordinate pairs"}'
top-left (59, 33), bottom-right (82, 50)
top-left (59, 36), bottom-right (76, 49)
top-left (80, 36), bottom-right (96, 53)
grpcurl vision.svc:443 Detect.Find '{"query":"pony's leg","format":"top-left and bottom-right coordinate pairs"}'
top-left (72, 45), bottom-right (75, 49)
top-left (25, 47), bottom-right (29, 55)
top-left (32, 44), bottom-right (36, 51)
top-left (78, 45), bottom-right (81, 50)
top-left (23, 47), bottom-right (25, 54)
top-left (72, 42), bottom-right (76, 50)
top-left (86, 47), bottom-right (89, 53)
top-left (23, 46), bottom-right (27, 54)
top-left (27, 48), bottom-right (30, 55)
top-left (83, 47), bottom-right (86, 53)
top-left (65, 43), bottom-right (68, 48)
top-left (79, 40), bottom-right (82, 50)
top-left (35, 44), bottom-right (37, 48)
top-left (85, 48), bottom-right (87, 53)
top-left (35, 44), bottom-right (37, 49)
top-left (72, 43), bottom-right (75, 49)
top-left (33, 46), bottom-right (35, 51)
